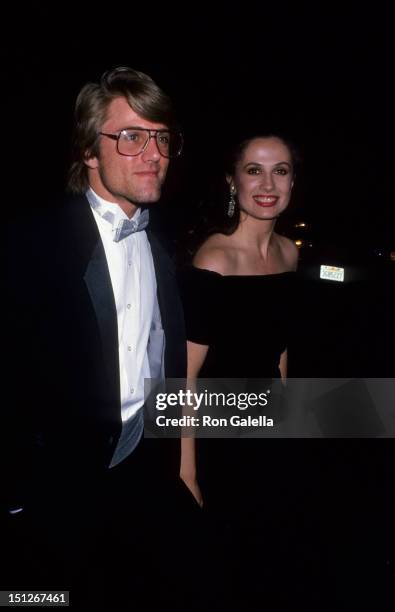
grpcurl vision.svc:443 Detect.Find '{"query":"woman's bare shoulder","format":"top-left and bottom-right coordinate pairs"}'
top-left (275, 234), bottom-right (299, 271)
top-left (192, 234), bottom-right (236, 275)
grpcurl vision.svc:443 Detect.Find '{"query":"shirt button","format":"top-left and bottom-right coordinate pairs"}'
top-left (128, 261), bottom-right (132, 267)
top-left (127, 304), bottom-right (131, 309)
top-left (128, 345), bottom-right (132, 351)
top-left (130, 388), bottom-right (134, 395)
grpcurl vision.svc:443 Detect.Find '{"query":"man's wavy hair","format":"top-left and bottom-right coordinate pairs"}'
top-left (68, 66), bottom-right (178, 194)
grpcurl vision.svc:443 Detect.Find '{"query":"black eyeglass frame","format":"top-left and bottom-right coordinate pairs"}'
top-left (98, 126), bottom-right (183, 159)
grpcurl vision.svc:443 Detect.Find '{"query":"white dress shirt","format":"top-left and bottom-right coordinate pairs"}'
top-left (86, 188), bottom-right (161, 467)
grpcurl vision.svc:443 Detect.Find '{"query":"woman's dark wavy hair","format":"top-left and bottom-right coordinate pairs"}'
top-left (184, 128), bottom-right (302, 259)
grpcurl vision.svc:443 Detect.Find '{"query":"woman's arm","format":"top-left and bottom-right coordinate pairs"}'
top-left (279, 348), bottom-right (288, 383)
top-left (278, 235), bottom-right (297, 385)
top-left (179, 340), bottom-right (209, 507)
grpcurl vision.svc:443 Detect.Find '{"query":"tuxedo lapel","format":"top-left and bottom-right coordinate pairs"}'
top-left (64, 195), bottom-right (120, 404)
top-left (83, 240), bottom-right (120, 399)
top-left (147, 230), bottom-right (173, 324)
top-left (147, 230), bottom-right (187, 378)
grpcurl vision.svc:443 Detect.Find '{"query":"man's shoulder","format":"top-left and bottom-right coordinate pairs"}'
top-left (7, 192), bottom-right (93, 264)
top-left (46, 191), bottom-right (91, 226)
top-left (7, 192), bottom-right (89, 230)
top-left (146, 229), bottom-right (177, 282)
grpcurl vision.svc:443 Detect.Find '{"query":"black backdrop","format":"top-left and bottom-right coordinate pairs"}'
top-left (3, 5), bottom-right (394, 608)
top-left (3, 2), bottom-right (394, 249)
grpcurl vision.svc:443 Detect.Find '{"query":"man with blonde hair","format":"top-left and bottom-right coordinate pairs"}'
top-left (7, 66), bottom-right (186, 606)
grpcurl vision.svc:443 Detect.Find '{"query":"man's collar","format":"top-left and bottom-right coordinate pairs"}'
top-left (86, 187), bottom-right (141, 226)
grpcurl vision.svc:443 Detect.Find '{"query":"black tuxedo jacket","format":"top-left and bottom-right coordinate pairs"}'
top-left (6, 194), bottom-right (186, 506)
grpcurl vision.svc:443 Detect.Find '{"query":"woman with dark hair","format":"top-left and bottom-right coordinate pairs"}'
top-left (180, 132), bottom-right (299, 504)
top-left (178, 132), bottom-right (304, 605)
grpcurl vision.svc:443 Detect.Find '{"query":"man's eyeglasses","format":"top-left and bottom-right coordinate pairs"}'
top-left (99, 127), bottom-right (183, 159)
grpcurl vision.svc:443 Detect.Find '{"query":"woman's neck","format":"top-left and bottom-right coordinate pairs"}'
top-left (234, 214), bottom-right (277, 261)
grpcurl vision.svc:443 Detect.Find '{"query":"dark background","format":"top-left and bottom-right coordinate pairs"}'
top-left (2, 4), bottom-right (394, 608)
top-left (3, 2), bottom-right (394, 249)
top-left (4, 2), bottom-right (394, 377)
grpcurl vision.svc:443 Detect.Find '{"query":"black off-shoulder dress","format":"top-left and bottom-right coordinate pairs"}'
top-left (179, 265), bottom-right (391, 609)
top-left (179, 266), bottom-right (318, 604)
top-left (179, 266), bottom-right (303, 517)
top-left (180, 266), bottom-right (293, 379)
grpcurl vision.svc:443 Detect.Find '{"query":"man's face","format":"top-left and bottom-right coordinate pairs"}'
top-left (86, 96), bottom-right (169, 217)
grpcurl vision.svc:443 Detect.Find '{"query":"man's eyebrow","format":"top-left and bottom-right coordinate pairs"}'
top-left (119, 126), bottom-right (170, 131)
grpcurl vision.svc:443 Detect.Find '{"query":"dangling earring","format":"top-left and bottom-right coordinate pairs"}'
top-left (227, 185), bottom-right (236, 218)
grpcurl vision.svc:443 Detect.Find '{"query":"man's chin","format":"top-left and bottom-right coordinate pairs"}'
top-left (134, 187), bottom-right (163, 205)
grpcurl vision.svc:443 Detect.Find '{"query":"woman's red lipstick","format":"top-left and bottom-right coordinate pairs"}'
top-left (253, 195), bottom-right (279, 207)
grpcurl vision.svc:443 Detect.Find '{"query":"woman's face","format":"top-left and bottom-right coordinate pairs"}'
top-left (230, 137), bottom-right (294, 221)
